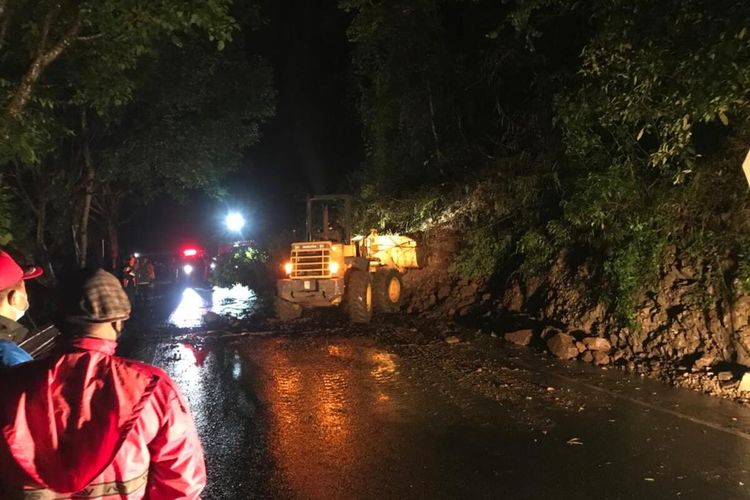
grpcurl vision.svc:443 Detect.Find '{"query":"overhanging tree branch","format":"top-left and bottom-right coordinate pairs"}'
top-left (6, 11), bottom-right (81, 119)
top-left (77, 33), bottom-right (103, 42)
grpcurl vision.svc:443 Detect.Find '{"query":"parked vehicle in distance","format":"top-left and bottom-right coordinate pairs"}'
top-left (176, 247), bottom-right (211, 286)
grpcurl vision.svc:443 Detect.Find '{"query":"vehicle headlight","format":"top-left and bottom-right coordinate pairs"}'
top-left (183, 264), bottom-right (194, 275)
top-left (329, 261), bottom-right (340, 275)
top-left (284, 262), bottom-right (293, 276)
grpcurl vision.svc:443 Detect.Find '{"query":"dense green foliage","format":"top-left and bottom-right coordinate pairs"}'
top-left (211, 246), bottom-right (270, 289)
top-left (0, 179), bottom-right (13, 245)
top-left (99, 40), bottom-right (274, 201)
top-left (343, 0), bottom-right (750, 320)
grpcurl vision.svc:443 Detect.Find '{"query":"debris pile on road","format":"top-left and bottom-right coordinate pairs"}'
top-left (494, 323), bottom-right (750, 403)
top-left (396, 227), bottom-right (750, 404)
top-left (502, 327), bottom-right (619, 367)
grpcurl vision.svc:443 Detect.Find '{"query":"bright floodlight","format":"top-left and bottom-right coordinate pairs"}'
top-left (225, 212), bottom-right (245, 232)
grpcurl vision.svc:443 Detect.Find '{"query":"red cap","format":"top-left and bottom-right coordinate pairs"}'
top-left (0, 251), bottom-right (43, 290)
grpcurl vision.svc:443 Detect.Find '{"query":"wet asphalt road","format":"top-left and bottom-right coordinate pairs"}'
top-left (118, 286), bottom-right (750, 499)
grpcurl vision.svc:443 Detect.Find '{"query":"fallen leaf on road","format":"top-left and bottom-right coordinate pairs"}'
top-left (644, 477), bottom-right (655, 482)
top-left (566, 437), bottom-right (583, 445)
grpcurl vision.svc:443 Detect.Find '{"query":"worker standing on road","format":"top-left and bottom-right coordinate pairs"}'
top-left (122, 254), bottom-right (137, 304)
top-left (135, 257), bottom-right (155, 303)
top-left (0, 269), bottom-right (206, 498)
top-left (0, 251), bottom-right (42, 367)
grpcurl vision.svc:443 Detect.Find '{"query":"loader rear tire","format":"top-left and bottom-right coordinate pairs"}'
top-left (373, 269), bottom-right (403, 313)
top-left (345, 269), bottom-right (372, 323)
top-left (275, 297), bottom-right (302, 321)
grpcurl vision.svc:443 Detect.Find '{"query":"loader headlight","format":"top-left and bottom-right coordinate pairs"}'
top-left (284, 262), bottom-right (293, 276)
top-left (329, 261), bottom-right (340, 275)
top-left (183, 264), bottom-right (194, 275)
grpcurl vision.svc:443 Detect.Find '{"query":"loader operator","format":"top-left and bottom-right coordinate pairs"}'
top-left (327, 210), bottom-right (345, 243)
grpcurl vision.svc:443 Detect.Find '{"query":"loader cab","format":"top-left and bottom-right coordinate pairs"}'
top-left (306, 195), bottom-right (353, 245)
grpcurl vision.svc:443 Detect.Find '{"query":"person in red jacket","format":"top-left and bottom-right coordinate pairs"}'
top-left (0, 268), bottom-right (206, 499)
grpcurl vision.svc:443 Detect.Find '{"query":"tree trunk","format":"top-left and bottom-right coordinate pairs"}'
top-left (77, 142), bottom-right (95, 268)
top-left (36, 202), bottom-right (46, 253)
top-left (426, 80), bottom-right (442, 160)
top-left (107, 211), bottom-right (119, 271)
top-left (35, 201), bottom-right (58, 283)
top-left (71, 224), bottom-right (81, 265)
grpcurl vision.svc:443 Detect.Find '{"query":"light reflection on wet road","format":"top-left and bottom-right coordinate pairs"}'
top-left (120, 288), bottom-right (750, 499)
top-left (168, 284), bottom-right (255, 328)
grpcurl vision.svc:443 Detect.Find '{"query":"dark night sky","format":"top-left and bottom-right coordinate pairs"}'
top-left (121, 1), bottom-right (362, 255)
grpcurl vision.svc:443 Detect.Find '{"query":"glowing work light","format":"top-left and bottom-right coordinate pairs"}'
top-left (225, 212), bottom-right (245, 233)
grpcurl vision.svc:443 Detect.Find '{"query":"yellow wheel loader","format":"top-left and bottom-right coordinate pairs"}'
top-left (275, 195), bottom-right (423, 323)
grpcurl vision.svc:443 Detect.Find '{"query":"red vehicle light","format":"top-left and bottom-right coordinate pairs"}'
top-left (183, 248), bottom-right (198, 257)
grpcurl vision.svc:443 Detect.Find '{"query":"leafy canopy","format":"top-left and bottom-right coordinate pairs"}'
top-left (97, 38), bottom-right (275, 202)
top-left (0, 0), bottom-right (238, 164)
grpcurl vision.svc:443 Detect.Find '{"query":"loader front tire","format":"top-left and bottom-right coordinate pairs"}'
top-left (345, 269), bottom-right (372, 323)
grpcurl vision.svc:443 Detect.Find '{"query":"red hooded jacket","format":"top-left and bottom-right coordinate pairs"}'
top-left (0, 337), bottom-right (206, 499)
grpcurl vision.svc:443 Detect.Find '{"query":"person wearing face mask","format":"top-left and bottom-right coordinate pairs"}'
top-left (0, 251), bottom-right (43, 367)
top-left (0, 268), bottom-right (206, 499)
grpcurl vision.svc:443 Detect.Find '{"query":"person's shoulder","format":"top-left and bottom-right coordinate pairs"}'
top-left (0, 339), bottom-right (33, 367)
top-left (115, 355), bottom-right (168, 379)
top-left (113, 356), bottom-right (180, 392)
